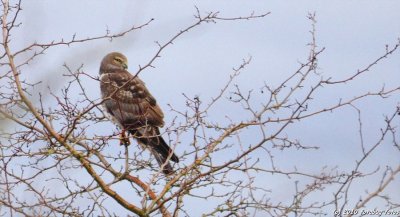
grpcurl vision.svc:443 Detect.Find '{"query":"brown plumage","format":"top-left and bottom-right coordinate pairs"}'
top-left (99, 52), bottom-right (178, 175)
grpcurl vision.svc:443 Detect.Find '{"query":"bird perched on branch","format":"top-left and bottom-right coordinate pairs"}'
top-left (99, 52), bottom-right (179, 175)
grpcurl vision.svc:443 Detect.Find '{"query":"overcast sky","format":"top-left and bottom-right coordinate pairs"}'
top-left (8, 1), bottom-right (400, 216)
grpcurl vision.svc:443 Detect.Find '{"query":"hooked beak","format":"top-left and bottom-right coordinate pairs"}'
top-left (122, 62), bottom-right (128, 69)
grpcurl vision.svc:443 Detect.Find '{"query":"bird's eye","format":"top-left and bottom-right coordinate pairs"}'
top-left (114, 57), bottom-right (122, 63)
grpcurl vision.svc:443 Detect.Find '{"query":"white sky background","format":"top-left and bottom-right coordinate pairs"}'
top-left (7, 0), bottom-right (400, 216)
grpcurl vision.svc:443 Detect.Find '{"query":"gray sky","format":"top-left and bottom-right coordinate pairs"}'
top-left (9, 1), bottom-right (400, 216)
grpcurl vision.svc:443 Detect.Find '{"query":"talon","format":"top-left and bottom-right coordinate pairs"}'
top-left (119, 129), bottom-right (130, 146)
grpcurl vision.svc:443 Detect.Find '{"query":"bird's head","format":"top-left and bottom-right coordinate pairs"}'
top-left (100, 52), bottom-right (128, 74)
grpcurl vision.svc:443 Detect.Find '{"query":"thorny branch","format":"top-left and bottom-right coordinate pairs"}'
top-left (0, 2), bottom-right (399, 217)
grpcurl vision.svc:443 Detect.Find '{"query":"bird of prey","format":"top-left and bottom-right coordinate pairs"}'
top-left (99, 52), bottom-right (179, 174)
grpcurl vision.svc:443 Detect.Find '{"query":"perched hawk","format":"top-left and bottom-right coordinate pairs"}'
top-left (99, 52), bottom-right (179, 174)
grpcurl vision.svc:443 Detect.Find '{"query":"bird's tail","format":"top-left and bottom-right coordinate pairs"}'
top-left (130, 128), bottom-right (179, 175)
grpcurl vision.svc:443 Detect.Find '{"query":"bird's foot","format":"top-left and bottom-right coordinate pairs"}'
top-left (119, 129), bottom-right (130, 146)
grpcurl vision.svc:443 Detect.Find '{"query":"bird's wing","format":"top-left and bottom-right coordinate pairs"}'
top-left (100, 71), bottom-right (164, 129)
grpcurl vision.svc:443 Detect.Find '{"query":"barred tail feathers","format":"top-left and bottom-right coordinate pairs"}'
top-left (130, 128), bottom-right (178, 175)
